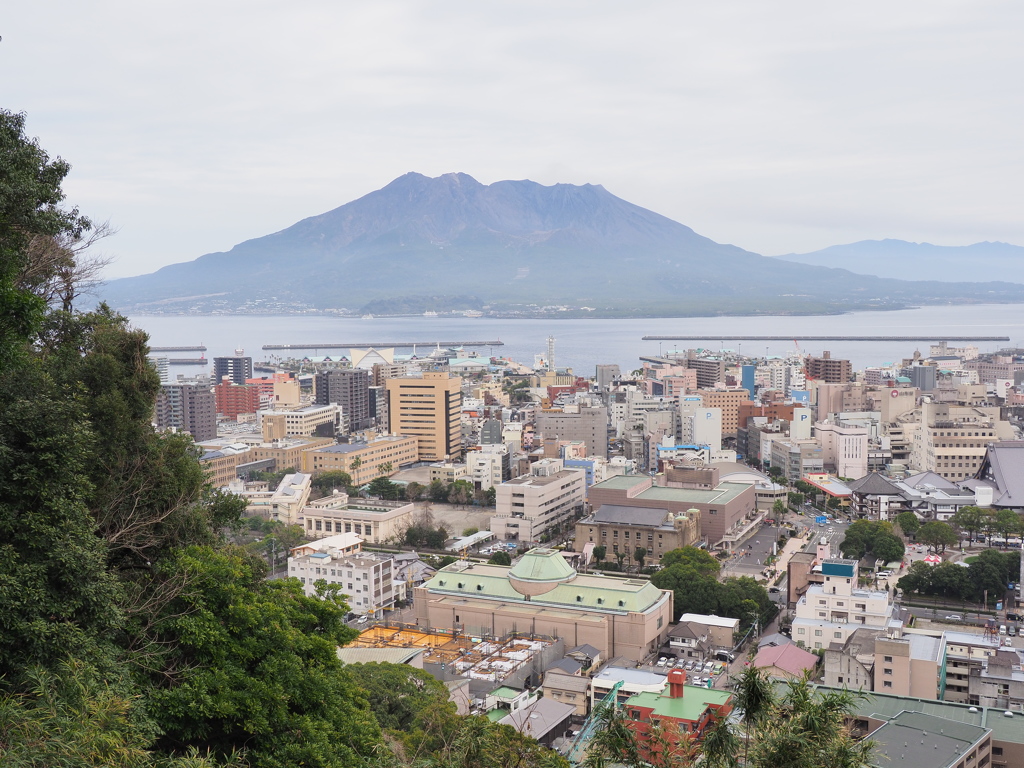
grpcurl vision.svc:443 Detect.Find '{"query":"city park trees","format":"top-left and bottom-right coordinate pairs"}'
top-left (838, 520), bottom-right (905, 564)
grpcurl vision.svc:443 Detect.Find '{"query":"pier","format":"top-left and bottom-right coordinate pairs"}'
top-left (641, 335), bottom-right (1010, 342)
top-left (262, 340), bottom-right (504, 351)
top-left (150, 345), bottom-right (207, 352)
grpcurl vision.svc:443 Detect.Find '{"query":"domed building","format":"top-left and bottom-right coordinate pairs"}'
top-left (414, 548), bottom-right (673, 662)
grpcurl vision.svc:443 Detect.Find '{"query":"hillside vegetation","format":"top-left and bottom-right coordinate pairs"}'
top-left (0, 110), bottom-right (565, 768)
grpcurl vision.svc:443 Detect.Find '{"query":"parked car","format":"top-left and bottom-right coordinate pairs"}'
top-left (713, 663), bottom-right (725, 675)
top-left (714, 650), bottom-right (736, 663)
top-left (1009, 625), bottom-right (1017, 637)
top-left (675, 659), bottom-right (688, 669)
top-left (945, 614), bottom-right (963, 622)
top-left (877, 571), bottom-right (892, 579)
top-left (656, 656), bottom-right (669, 668)
top-left (1005, 637), bottom-right (1013, 647)
top-left (685, 660), bottom-right (696, 671)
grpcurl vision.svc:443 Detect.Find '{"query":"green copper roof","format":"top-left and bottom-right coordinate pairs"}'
top-left (509, 548), bottom-right (577, 582)
top-left (421, 561), bottom-right (668, 614)
top-left (626, 686), bottom-right (733, 723)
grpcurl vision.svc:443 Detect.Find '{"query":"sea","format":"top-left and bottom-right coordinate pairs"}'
top-left (129, 304), bottom-right (1024, 375)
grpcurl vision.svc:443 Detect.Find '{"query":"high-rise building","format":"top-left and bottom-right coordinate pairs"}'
top-left (213, 352), bottom-right (253, 386)
top-left (155, 382), bottom-right (216, 442)
top-left (535, 404), bottom-right (609, 458)
top-left (213, 378), bottom-right (261, 420)
top-left (385, 371), bottom-right (463, 461)
top-left (806, 351), bottom-right (852, 383)
top-left (314, 369), bottom-right (371, 432)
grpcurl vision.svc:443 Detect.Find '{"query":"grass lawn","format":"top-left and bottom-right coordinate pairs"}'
top-left (964, 556), bottom-right (980, 564)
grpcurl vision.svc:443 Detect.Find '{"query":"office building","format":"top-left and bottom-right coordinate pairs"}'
top-left (490, 459), bottom-right (586, 542)
top-left (385, 371), bottom-right (463, 462)
top-left (314, 369), bottom-right (371, 432)
top-left (536, 404), bottom-right (609, 459)
top-left (302, 435), bottom-right (418, 485)
top-left (806, 351), bottom-right (852, 383)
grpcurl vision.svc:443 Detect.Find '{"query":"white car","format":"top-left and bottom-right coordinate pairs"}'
top-left (877, 571), bottom-right (892, 579)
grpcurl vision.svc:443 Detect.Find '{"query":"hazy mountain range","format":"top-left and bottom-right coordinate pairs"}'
top-left (100, 173), bottom-right (1024, 317)
top-left (776, 240), bottom-right (1024, 284)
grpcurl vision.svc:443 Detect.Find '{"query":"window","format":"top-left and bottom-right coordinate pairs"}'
top-left (797, 628), bottom-right (805, 635)
top-left (814, 630), bottom-right (822, 637)
top-left (883, 656), bottom-right (892, 662)
top-left (882, 681), bottom-right (892, 688)
top-left (883, 668), bottom-right (892, 676)
top-left (838, 676), bottom-right (844, 683)
top-left (834, 631), bottom-right (842, 638)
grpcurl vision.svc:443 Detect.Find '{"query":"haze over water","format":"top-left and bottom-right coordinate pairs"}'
top-left (131, 304), bottom-right (1024, 376)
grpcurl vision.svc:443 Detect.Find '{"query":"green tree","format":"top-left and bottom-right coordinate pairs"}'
top-left (897, 560), bottom-right (934, 596)
top-left (368, 476), bottom-right (403, 500)
top-left (952, 505), bottom-right (984, 544)
top-left (787, 492), bottom-right (805, 508)
top-left (404, 481), bottom-right (425, 501)
top-left (427, 479), bottom-right (449, 502)
top-left (488, 550), bottom-right (512, 566)
top-left (633, 546), bottom-right (648, 570)
top-left (919, 521), bottom-right (958, 553)
top-left (146, 546), bottom-right (382, 767)
top-left (734, 665), bottom-right (776, 765)
top-left (376, 461), bottom-right (394, 476)
top-left (872, 532), bottom-right (905, 564)
top-left (661, 546), bottom-right (721, 577)
top-left (615, 550), bottom-right (627, 569)
top-left (448, 479), bottom-right (474, 507)
top-left (484, 486), bottom-right (497, 506)
top-left (895, 511), bottom-right (920, 538)
top-left (994, 509), bottom-right (1022, 542)
top-left (311, 470), bottom-right (353, 495)
top-left (592, 545), bottom-right (607, 564)
top-left (772, 499), bottom-right (786, 518)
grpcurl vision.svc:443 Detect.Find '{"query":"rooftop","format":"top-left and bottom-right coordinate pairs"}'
top-left (869, 710), bottom-right (989, 768)
top-left (626, 685), bottom-right (733, 723)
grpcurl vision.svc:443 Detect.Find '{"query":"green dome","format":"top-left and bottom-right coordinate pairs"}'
top-left (508, 548), bottom-right (577, 597)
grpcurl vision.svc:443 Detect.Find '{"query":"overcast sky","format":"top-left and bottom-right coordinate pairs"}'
top-left (5, 1), bottom-right (1023, 278)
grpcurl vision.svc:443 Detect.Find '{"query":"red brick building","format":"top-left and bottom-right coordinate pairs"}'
top-left (625, 669), bottom-right (734, 766)
top-left (214, 378), bottom-right (261, 420)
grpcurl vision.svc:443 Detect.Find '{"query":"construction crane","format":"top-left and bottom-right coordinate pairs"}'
top-left (564, 680), bottom-right (623, 765)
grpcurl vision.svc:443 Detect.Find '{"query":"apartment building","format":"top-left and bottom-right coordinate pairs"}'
top-left (968, 651), bottom-right (1024, 711)
top-left (155, 382), bottom-right (217, 442)
top-left (288, 535), bottom-right (394, 615)
top-left (212, 354), bottom-right (253, 386)
top-left (385, 371), bottom-right (463, 462)
top-left (213, 378), bottom-right (261, 420)
top-left (806, 351), bottom-right (852, 383)
top-left (490, 459), bottom-right (586, 542)
top-left (536, 404), bottom-right (609, 459)
top-left (694, 388), bottom-right (750, 437)
top-left (466, 444), bottom-right (511, 490)
top-left (302, 435), bottom-right (418, 485)
top-left (792, 559), bottom-right (898, 649)
top-left (200, 443), bottom-right (252, 487)
top-left (314, 368), bottom-right (371, 431)
top-left (769, 439), bottom-right (824, 482)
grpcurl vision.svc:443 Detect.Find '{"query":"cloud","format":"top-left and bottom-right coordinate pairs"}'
top-left (4, 0), bottom-right (1023, 277)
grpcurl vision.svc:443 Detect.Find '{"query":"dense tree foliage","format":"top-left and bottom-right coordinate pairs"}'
top-left (898, 548), bottom-right (1020, 602)
top-left (489, 550), bottom-right (513, 566)
top-left (651, 548), bottom-right (775, 628)
top-left (838, 520), bottom-right (905, 564)
top-left (0, 112), bottom-right (565, 768)
top-left (918, 521), bottom-right (958, 553)
top-left (894, 511), bottom-right (920, 538)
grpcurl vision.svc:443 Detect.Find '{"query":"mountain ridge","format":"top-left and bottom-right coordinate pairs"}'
top-left (99, 173), bottom-right (1024, 316)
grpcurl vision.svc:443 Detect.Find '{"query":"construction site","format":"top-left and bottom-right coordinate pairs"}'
top-left (351, 625), bottom-right (563, 685)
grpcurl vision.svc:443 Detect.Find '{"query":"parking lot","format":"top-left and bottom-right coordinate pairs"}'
top-left (646, 653), bottom-right (732, 688)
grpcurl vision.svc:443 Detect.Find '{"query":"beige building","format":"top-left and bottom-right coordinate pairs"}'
top-left (908, 399), bottom-right (1012, 482)
top-left (815, 420), bottom-right (869, 479)
top-left (239, 472), bottom-right (312, 525)
top-left (385, 371), bottom-right (463, 462)
top-left (490, 459), bottom-right (587, 543)
top-left (261, 404), bottom-right (341, 440)
top-left (587, 474), bottom-right (756, 550)
top-left (199, 443), bottom-right (252, 487)
top-left (299, 493), bottom-right (416, 545)
top-left (574, 504), bottom-right (699, 563)
top-left (429, 462), bottom-right (468, 483)
top-left (695, 388), bottom-right (750, 437)
top-left (543, 671), bottom-right (591, 717)
top-left (535, 404), bottom-right (609, 459)
top-left (413, 548), bottom-right (674, 661)
top-left (302, 435), bottom-right (419, 485)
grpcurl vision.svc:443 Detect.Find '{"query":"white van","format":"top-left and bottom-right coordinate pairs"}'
top-left (1000, 624), bottom-right (1008, 635)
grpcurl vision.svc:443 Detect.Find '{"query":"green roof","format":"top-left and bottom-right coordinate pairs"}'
top-left (490, 686), bottom-right (521, 700)
top-left (637, 482), bottom-right (750, 506)
top-left (422, 561), bottom-right (668, 613)
top-left (486, 707), bottom-right (509, 722)
top-left (805, 685), bottom-right (1024, 747)
top-left (509, 548), bottom-right (577, 582)
top-left (626, 686), bottom-right (733, 723)
top-left (592, 476), bottom-right (649, 491)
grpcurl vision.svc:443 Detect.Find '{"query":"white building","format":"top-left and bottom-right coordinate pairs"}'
top-left (815, 420), bottom-right (869, 479)
top-left (467, 443), bottom-right (509, 490)
top-left (490, 459), bottom-right (586, 543)
top-left (792, 559), bottom-right (899, 650)
top-left (237, 472), bottom-right (312, 525)
top-left (288, 533), bottom-right (395, 615)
